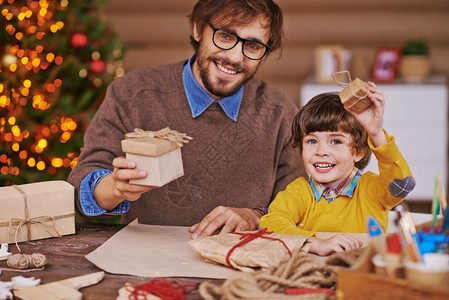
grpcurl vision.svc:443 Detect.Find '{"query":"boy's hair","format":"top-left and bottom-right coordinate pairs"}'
top-left (188, 0), bottom-right (284, 55)
top-left (292, 92), bottom-right (371, 170)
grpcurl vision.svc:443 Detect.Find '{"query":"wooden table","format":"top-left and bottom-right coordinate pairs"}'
top-left (0, 223), bottom-right (221, 299)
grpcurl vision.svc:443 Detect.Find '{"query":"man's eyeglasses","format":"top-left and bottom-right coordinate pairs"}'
top-left (209, 23), bottom-right (270, 60)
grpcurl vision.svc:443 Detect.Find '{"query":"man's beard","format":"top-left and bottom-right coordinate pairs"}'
top-left (196, 50), bottom-right (259, 98)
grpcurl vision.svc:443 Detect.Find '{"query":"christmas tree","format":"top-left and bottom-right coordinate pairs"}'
top-left (0, 0), bottom-right (125, 185)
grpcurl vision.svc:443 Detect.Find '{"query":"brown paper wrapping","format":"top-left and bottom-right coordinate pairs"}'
top-left (338, 77), bottom-right (371, 113)
top-left (189, 230), bottom-right (310, 272)
top-left (0, 180), bottom-right (75, 244)
top-left (85, 221), bottom-right (237, 279)
top-left (121, 138), bottom-right (184, 187)
top-left (121, 128), bottom-right (191, 186)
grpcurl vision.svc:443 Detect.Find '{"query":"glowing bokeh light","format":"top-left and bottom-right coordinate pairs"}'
top-left (51, 158), bottom-right (63, 168)
top-left (0, 0), bottom-right (124, 184)
top-left (36, 161), bottom-right (45, 170)
top-left (27, 157), bottom-right (36, 167)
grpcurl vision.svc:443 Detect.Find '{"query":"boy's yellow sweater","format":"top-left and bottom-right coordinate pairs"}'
top-left (260, 134), bottom-right (414, 236)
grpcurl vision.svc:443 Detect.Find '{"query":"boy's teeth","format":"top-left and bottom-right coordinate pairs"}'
top-left (315, 163), bottom-right (333, 169)
top-left (217, 64), bottom-right (236, 74)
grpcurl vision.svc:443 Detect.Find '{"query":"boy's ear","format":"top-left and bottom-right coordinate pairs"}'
top-left (354, 148), bottom-right (365, 163)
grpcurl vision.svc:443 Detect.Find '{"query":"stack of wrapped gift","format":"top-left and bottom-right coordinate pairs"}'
top-left (0, 180), bottom-right (75, 244)
top-left (121, 127), bottom-right (192, 187)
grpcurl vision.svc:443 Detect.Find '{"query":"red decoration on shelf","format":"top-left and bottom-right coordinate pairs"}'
top-left (70, 32), bottom-right (88, 48)
top-left (90, 60), bottom-right (105, 74)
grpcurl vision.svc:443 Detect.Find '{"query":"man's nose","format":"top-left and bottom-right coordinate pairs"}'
top-left (224, 41), bottom-right (245, 62)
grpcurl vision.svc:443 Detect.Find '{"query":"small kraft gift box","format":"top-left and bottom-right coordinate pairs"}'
top-left (0, 180), bottom-right (75, 244)
top-left (333, 71), bottom-right (372, 113)
top-left (121, 127), bottom-right (192, 187)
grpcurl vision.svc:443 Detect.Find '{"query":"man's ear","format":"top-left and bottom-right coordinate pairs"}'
top-left (193, 23), bottom-right (201, 42)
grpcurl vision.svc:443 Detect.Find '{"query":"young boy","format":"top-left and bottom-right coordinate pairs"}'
top-left (259, 82), bottom-right (415, 256)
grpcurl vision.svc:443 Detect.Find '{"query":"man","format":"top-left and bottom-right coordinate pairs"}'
top-left (68, 0), bottom-right (306, 239)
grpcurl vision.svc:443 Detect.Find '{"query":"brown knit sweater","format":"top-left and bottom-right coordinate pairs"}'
top-left (68, 60), bottom-right (306, 226)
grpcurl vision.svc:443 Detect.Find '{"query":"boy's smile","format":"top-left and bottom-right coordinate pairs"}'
top-left (314, 163), bottom-right (336, 172)
top-left (302, 130), bottom-right (364, 188)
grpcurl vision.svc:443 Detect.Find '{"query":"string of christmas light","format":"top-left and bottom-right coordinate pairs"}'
top-left (0, 0), bottom-right (125, 185)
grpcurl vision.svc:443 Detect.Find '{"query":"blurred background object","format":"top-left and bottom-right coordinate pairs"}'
top-left (370, 47), bottom-right (401, 83)
top-left (0, 0), bottom-right (125, 186)
top-left (399, 39), bottom-right (431, 83)
top-left (314, 45), bottom-right (351, 83)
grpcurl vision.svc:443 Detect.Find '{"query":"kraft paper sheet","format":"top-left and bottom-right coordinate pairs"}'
top-left (85, 220), bottom-right (237, 279)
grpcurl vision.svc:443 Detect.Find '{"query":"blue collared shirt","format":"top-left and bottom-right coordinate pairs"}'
top-left (79, 169), bottom-right (129, 216)
top-left (79, 55), bottom-right (244, 216)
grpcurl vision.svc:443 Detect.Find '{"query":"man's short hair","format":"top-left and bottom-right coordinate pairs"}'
top-left (291, 92), bottom-right (371, 170)
top-left (188, 0), bottom-right (284, 55)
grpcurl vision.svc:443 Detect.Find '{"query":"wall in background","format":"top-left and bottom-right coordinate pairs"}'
top-left (104, 0), bottom-right (449, 105)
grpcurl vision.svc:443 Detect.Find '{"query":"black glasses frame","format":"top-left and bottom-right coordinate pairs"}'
top-left (209, 23), bottom-right (270, 60)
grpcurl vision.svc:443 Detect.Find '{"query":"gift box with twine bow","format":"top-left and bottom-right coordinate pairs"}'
top-left (0, 181), bottom-right (75, 246)
top-left (121, 127), bottom-right (192, 187)
top-left (333, 71), bottom-right (372, 113)
top-left (189, 228), bottom-right (311, 272)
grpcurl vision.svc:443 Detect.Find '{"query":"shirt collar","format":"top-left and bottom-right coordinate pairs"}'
top-left (182, 54), bottom-right (243, 122)
top-left (309, 168), bottom-right (361, 203)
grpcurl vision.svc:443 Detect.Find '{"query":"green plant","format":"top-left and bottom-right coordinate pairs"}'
top-left (402, 39), bottom-right (430, 56)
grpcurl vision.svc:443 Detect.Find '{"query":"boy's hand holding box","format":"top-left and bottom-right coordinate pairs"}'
top-left (121, 127), bottom-right (192, 187)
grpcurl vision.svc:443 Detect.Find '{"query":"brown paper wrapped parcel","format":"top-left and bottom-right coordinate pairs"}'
top-left (189, 230), bottom-right (311, 272)
top-left (0, 180), bottom-right (75, 244)
top-left (338, 77), bottom-right (372, 113)
top-left (121, 128), bottom-right (191, 187)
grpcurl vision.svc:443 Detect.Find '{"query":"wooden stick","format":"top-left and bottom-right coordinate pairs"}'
top-left (14, 271), bottom-right (104, 300)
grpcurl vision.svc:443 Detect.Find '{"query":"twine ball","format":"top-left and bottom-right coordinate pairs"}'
top-left (7, 253), bottom-right (47, 270)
